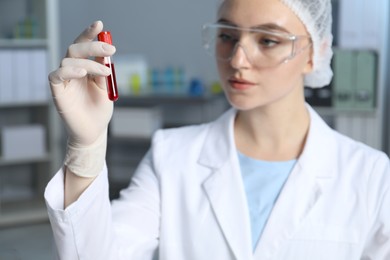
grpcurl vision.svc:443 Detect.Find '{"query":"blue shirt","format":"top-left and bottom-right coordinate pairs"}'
top-left (238, 152), bottom-right (296, 251)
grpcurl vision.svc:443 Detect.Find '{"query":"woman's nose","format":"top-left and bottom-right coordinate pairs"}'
top-left (230, 44), bottom-right (252, 69)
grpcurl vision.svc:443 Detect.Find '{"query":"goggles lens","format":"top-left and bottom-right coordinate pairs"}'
top-left (202, 24), bottom-right (310, 68)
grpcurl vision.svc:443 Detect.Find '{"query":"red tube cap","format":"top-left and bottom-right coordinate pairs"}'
top-left (97, 31), bottom-right (112, 44)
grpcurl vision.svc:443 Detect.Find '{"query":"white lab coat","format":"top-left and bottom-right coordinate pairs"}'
top-left (45, 105), bottom-right (390, 260)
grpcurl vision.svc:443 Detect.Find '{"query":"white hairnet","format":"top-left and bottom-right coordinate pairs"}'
top-left (279, 0), bottom-right (334, 88)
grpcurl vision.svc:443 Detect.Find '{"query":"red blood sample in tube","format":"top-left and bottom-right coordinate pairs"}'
top-left (98, 31), bottom-right (119, 101)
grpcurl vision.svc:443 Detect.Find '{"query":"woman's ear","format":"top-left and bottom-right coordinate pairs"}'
top-left (303, 47), bottom-right (314, 74)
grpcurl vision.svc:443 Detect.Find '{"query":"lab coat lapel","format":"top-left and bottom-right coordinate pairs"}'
top-left (253, 105), bottom-right (337, 258)
top-left (199, 108), bottom-right (253, 260)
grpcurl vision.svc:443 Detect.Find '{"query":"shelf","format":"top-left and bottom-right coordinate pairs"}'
top-left (0, 101), bottom-right (50, 109)
top-left (112, 93), bottom-right (229, 129)
top-left (0, 199), bottom-right (48, 228)
top-left (312, 106), bottom-right (377, 117)
top-left (108, 135), bottom-right (151, 144)
top-left (0, 0), bottom-right (60, 228)
top-left (115, 93), bottom-right (226, 107)
top-left (0, 155), bottom-right (51, 167)
top-left (0, 38), bottom-right (48, 48)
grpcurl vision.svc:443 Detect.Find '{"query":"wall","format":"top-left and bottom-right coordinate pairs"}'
top-left (59, 0), bottom-right (220, 85)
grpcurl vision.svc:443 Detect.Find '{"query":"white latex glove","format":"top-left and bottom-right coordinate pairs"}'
top-left (48, 21), bottom-right (116, 177)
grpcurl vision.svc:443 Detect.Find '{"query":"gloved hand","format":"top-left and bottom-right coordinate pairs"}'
top-left (48, 21), bottom-right (116, 178)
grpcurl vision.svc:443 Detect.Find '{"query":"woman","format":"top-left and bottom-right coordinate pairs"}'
top-left (45, 0), bottom-right (390, 259)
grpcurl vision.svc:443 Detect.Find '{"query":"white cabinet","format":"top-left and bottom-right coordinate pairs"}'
top-left (0, 0), bottom-right (59, 227)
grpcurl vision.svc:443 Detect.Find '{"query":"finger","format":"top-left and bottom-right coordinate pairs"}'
top-left (67, 41), bottom-right (116, 59)
top-left (95, 56), bottom-right (104, 64)
top-left (49, 67), bottom-right (87, 85)
top-left (92, 74), bottom-right (107, 90)
top-left (61, 58), bottom-right (111, 76)
top-left (73, 20), bottom-right (103, 44)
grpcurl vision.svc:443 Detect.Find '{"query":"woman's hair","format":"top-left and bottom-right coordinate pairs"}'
top-left (216, 0), bottom-right (334, 88)
top-left (280, 0), bottom-right (333, 88)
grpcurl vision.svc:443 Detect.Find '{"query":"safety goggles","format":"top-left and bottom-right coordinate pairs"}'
top-left (201, 23), bottom-right (312, 68)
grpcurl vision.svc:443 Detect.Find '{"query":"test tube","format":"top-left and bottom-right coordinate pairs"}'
top-left (97, 31), bottom-right (119, 101)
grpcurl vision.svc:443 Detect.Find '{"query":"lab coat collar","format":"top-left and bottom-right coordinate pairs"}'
top-left (198, 107), bottom-right (235, 168)
top-left (198, 104), bottom-right (337, 175)
top-left (198, 104), bottom-right (338, 259)
top-left (297, 104), bottom-right (338, 179)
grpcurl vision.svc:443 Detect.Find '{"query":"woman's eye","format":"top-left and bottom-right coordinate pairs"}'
top-left (218, 33), bottom-right (236, 43)
top-left (260, 38), bottom-right (280, 47)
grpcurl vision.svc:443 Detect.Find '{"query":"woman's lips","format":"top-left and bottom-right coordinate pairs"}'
top-left (228, 78), bottom-right (257, 90)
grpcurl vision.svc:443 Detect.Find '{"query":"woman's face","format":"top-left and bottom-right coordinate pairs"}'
top-left (216, 0), bottom-right (313, 111)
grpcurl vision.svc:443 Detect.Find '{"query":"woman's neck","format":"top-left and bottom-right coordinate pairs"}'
top-left (234, 100), bottom-right (310, 161)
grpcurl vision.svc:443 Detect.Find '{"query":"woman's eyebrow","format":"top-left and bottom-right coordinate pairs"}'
top-left (252, 23), bottom-right (291, 34)
top-left (216, 18), bottom-right (236, 26)
top-left (217, 18), bottom-right (291, 34)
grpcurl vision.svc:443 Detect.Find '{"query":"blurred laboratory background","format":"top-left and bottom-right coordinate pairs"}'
top-left (0, 0), bottom-right (390, 259)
